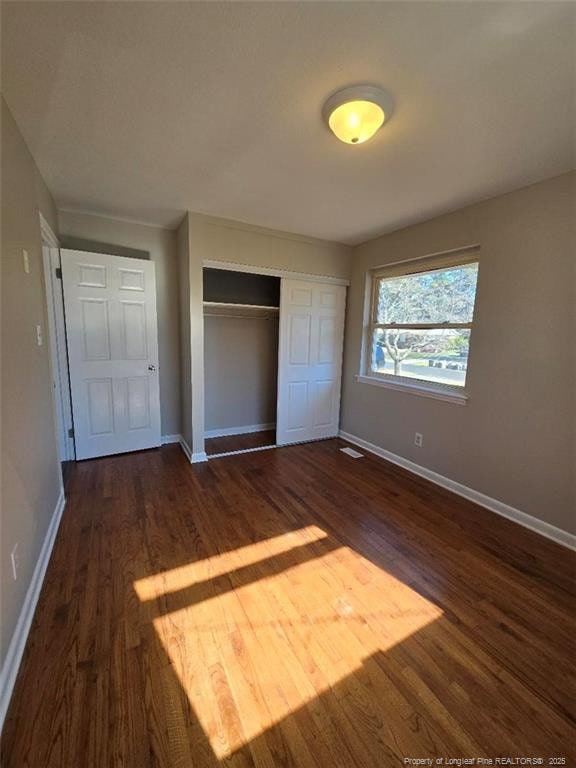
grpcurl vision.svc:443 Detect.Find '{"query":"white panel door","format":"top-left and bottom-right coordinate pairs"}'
top-left (277, 279), bottom-right (346, 446)
top-left (61, 250), bottom-right (161, 460)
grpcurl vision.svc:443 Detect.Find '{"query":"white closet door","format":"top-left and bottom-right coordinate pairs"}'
top-left (61, 250), bottom-right (161, 460)
top-left (277, 279), bottom-right (346, 446)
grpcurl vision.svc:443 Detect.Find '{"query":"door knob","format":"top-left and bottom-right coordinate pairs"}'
top-left (148, 364), bottom-right (156, 372)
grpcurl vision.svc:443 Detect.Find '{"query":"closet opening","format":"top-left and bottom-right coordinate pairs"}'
top-left (203, 267), bottom-right (280, 458)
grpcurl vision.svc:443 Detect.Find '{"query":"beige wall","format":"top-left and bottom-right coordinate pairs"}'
top-left (1, 98), bottom-right (62, 666)
top-left (341, 172), bottom-right (575, 534)
top-left (188, 212), bottom-right (351, 279)
top-left (181, 212), bottom-right (352, 453)
top-left (204, 316), bottom-right (278, 432)
top-left (58, 211), bottom-right (181, 436)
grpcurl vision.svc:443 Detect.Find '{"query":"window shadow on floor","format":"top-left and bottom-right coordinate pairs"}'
top-left (2, 442), bottom-right (574, 766)
top-left (127, 615), bottom-right (576, 767)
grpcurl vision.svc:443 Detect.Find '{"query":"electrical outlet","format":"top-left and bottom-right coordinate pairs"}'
top-left (36, 324), bottom-right (43, 347)
top-left (414, 432), bottom-right (423, 448)
top-left (10, 544), bottom-right (19, 581)
top-left (22, 249), bottom-right (30, 274)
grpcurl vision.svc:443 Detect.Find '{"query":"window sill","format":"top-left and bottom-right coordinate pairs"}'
top-left (354, 374), bottom-right (468, 405)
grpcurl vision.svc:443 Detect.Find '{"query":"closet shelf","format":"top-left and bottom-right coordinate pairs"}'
top-left (203, 301), bottom-right (279, 319)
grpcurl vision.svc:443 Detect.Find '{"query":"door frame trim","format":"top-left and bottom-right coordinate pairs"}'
top-left (39, 213), bottom-right (59, 248)
top-left (39, 213), bottom-right (75, 462)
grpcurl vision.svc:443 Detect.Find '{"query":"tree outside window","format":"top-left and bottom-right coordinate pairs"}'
top-left (369, 258), bottom-right (479, 389)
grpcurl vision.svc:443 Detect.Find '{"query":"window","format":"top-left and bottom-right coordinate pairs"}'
top-left (366, 250), bottom-right (479, 394)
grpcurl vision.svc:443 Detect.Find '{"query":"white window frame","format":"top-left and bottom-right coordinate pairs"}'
top-left (358, 246), bottom-right (480, 404)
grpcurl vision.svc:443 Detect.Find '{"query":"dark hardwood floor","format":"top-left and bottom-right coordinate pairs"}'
top-left (2, 439), bottom-right (575, 767)
top-left (205, 429), bottom-right (276, 456)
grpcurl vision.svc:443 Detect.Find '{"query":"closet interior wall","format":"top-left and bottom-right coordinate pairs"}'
top-left (203, 269), bottom-right (280, 444)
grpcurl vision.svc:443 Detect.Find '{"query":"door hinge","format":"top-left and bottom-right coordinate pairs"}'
top-left (68, 427), bottom-right (74, 438)
top-left (55, 267), bottom-right (62, 279)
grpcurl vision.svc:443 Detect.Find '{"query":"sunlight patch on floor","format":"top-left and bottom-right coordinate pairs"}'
top-left (142, 536), bottom-right (443, 760)
top-left (133, 525), bottom-right (328, 601)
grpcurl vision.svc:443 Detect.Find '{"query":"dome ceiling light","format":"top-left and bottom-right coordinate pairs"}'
top-left (322, 85), bottom-right (394, 145)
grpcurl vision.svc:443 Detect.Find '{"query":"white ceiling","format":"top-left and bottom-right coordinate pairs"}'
top-left (2, 1), bottom-right (574, 244)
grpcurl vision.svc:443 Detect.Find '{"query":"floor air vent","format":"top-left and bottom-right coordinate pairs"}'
top-left (340, 446), bottom-right (364, 459)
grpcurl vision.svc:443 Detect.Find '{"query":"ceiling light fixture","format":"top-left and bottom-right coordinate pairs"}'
top-left (322, 85), bottom-right (394, 145)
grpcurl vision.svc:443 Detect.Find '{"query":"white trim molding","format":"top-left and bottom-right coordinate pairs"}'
top-left (0, 488), bottom-right (66, 731)
top-left (208, 444), bottom-right (277, 459)
top-left (42, 233), bottom-right (75, 464)
top-left (178, 436), bottom-right (192, 462)
top-left (204, 423), bottom-right (276, 439)
top-left (339, 430), bottom-right (576, 551)
top-left (202, 259), bottom-right (350, 286)
top-left (39, 212), bottom-right (59, 248)
top-left (355, 374), bottom-right (468, 405)
top-left (369, 243), bottom-right (481, 273)
top-left (176, 435), bottom-right (208, 464)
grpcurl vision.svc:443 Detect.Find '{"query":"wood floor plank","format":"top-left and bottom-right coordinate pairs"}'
top-left (2, 439), bottom-right (574, 767)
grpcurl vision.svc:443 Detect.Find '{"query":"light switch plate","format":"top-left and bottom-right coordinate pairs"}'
top-left (36, 324), bottom-right (43, 346)
top-left (23, 249), bottom-right (30, 274)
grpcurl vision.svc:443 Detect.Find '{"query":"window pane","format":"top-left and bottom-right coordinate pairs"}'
top-left (376, 263), bottom-right (478, 324)
top-left (371, 328), bottom-right (471, 387)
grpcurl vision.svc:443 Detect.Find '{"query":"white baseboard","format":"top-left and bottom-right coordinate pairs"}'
top-left (208, 444), bottom-right (277, 459)
top-left (175, 435), bottom-right (207, 464)
top-left (178, 436), bottom-right (192, 462)
top-left (161, 434), bottom-right (181, 445)
top-left (339, 430), bottom-right (576, 551)
top-left (0, 487), bottom-right (66, 732)
top-left (204, 423), bottom-right (275, 439)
